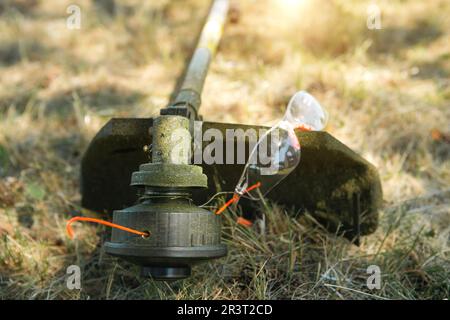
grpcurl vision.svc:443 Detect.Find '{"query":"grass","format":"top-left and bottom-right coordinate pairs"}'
top-left (0, 0), bottom-right (449, 299)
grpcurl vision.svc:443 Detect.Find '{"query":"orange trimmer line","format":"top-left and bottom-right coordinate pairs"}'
top-left (215, 182), bottom-right (261, 215)
top-left (67, 183), bottom-right (262, 238)
top-left (236, 217), bottom-right (253, 227)
top-left (66, 216), bottom-right (150, 239)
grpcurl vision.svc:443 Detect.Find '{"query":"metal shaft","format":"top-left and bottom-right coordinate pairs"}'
top-left (163, 0), bottom-right (229, 120)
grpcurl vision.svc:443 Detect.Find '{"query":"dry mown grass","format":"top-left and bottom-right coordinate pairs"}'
top-left (0, 0), bottom-right (449, 299)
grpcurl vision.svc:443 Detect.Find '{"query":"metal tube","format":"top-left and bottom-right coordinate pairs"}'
top-left (152, 116), bottom-right (190, 164)
top-left (164, 0), bottom-right (229, 119)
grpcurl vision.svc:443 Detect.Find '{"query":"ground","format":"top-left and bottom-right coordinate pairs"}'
top-left (0, 0), bottom-right (449, 299)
